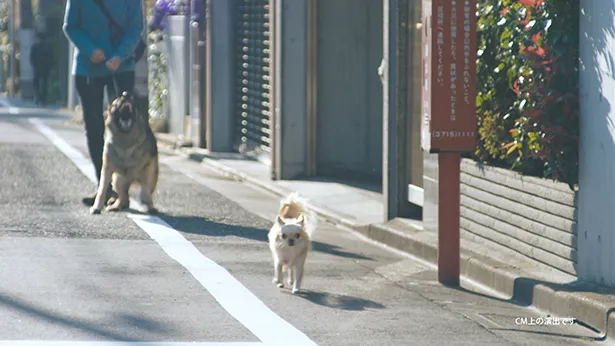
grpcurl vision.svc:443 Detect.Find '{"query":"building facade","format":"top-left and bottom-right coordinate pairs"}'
top-left (174, 0), bottom-right (605, 285)
top-left (201, 0), bottom-right (423, 220)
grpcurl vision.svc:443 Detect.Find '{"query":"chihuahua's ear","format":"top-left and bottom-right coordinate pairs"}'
top-left (297, 214), bottom-right (305, 224)
top-left (276, 215), bottom-right (285, 225)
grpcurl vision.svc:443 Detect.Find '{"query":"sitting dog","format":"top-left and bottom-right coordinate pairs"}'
top-left (90, 92), bottom-right (159, 215)
top-left (268, 193), bottom-right (315, 294)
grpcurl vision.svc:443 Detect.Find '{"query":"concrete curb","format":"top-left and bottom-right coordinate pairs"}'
top-left (156, 137), bottom-right (613, 340)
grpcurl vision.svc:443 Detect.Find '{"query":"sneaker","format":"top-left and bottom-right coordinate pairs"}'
top-left (82, 189), bottom-right (118, 206)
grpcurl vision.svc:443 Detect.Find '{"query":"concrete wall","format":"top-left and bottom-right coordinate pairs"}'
top-left (316, 0), bottom-right (383, 181)
top-left (19, 29), bottom-right (35, 99)
top-left (578, 0), bottom-right (615, 285)
top-left (274, 0), bottom-right (309, 179)
top-left (164, 15), bottom-right (190, 137)
top-left (206, 0), bottom-right (235, 152)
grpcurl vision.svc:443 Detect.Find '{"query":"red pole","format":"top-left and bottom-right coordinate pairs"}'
top-left (438, 152), bottom-right (461, 285)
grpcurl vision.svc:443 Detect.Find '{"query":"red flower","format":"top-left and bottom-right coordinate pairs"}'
top-left (513, 81), bottom-right (521, 95)
top-left (535, 47), bottom-right (546, 57)
top-left (520, 0), bottom-right (545, 7)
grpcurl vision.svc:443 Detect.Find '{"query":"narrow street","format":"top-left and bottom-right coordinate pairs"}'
top-left (0, 102), bottom-right (605, 345)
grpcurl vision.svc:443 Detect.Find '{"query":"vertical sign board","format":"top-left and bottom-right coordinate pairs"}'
top-left (421, 0), bottom-right (477, 153)
top-left (421, 0), bottom-right (477, 285)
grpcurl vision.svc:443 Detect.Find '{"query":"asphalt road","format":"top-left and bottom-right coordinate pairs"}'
top-left (0, 102), bottom-right (608, 346)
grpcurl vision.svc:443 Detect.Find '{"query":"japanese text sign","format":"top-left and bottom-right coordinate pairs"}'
top-left (421, 0), bottom-right (477, 153)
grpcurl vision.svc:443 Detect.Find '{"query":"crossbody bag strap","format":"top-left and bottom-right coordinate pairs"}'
top-left (93, 0), bottom-right (125, 34)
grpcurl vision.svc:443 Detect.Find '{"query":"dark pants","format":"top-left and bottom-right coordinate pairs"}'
top-left (75, 71), bottom-right (135, 186)
top-left (33, 71), bottom-right (49, 105)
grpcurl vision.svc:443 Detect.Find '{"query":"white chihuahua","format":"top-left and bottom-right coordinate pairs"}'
top-left (268, 193), bottom-right (315, 294)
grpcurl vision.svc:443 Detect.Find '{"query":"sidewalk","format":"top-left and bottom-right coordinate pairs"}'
top-left (0, 95), bottom-right (76, 120)
top-left (156, 132), bottom-right (615, 342)
top-left (156, 133), bottom-right (385, 229)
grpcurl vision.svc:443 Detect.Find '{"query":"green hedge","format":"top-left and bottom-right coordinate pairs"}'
top-left (146, 3), bottom-right (170, 132)
top-left (147, 30), bottom-right (169, 132)
top-left (474, 0), bottom-right (579, 189)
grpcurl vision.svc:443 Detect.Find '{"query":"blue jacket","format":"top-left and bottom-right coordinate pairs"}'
top-left (63, 0), bottom-right (144, 77)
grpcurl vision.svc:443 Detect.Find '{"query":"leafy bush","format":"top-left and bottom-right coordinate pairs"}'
top-left (147, 30), bottom-right (169, 132)
top-left (146, 0), bottom-right (204, 132)
top-left (475, 0), bottom-right (579, 188)
top-left (146, 0), bottom-right (170, 132)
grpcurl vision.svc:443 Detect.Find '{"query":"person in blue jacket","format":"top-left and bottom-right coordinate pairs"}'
top-left (63, 0), bottom-right (144, 206)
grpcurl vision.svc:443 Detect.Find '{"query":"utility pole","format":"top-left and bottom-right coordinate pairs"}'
top-left (9, 0), bottom-right (15, 97)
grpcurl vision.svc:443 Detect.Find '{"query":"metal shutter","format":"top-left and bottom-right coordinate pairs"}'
top-left (235, 0), bottom-right (272, 155)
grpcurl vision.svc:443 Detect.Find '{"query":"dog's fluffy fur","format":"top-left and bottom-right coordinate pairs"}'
top-left (268, 193), bottom-right (315, 294)
top-left (90, 92), bottom-right (159, 215)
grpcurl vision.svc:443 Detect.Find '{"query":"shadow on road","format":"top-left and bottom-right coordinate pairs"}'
top-left (0, 291), bottom-right (169, 340)
top-left (293, 290), bottom-right (385, 311)
top-left (154, 213), bottom-right (374, 261)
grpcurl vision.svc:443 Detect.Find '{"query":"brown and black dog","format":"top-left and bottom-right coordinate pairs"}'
top-left (90, 92), bottom-right (159, 215)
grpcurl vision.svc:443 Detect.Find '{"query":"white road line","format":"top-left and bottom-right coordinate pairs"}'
top-left (0, 98), bottom-right (20, 114)
top-left (28, 117), bottom-right (319, 346)
top-left (0, 342), bottom-right (261, 346)
top-left (29, 118), bottom-right (98, 183)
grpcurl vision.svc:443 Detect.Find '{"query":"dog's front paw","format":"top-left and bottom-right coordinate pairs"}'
top-left (291, 287), bottom-right (300, 294)
top-left (272, 278), bottom-right (284, 288)
top-left (105, 205), bottom-right (121, 212)
top-left (90, 207), bottom-right (101, 215)
top-left (106, 201), bottom-right (129, 212)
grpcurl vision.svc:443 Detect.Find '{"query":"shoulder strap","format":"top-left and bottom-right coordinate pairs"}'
top-left (93, 0), bottom-right (124, 32)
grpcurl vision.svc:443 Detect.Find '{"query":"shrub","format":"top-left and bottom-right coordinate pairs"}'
top-left (147, 30), bottom-right (169, 132)
top-left (146, 0), bottom-right (203, 131)
top-left (475, 0), bottom-right (579, 188)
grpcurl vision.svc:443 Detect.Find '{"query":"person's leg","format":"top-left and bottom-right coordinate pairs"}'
top-left (33, 72), bottom-right (41, 105)
top-left (105, 78), bottom-right (117, 104)
top-left (112, 71), bottom-right (136, 96)
top-left (75, 75), bottom-right (115, 205)
top-left (40, 73), bottom-right (48, 106)
top-left (104, 70), bottom-right (134, 105)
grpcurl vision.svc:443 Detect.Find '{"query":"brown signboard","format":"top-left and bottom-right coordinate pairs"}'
top-left (421, 0), bottom-right (477, 153)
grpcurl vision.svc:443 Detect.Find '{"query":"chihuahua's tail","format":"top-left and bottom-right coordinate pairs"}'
top-left (279, 192), bottom-right (316, 237)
